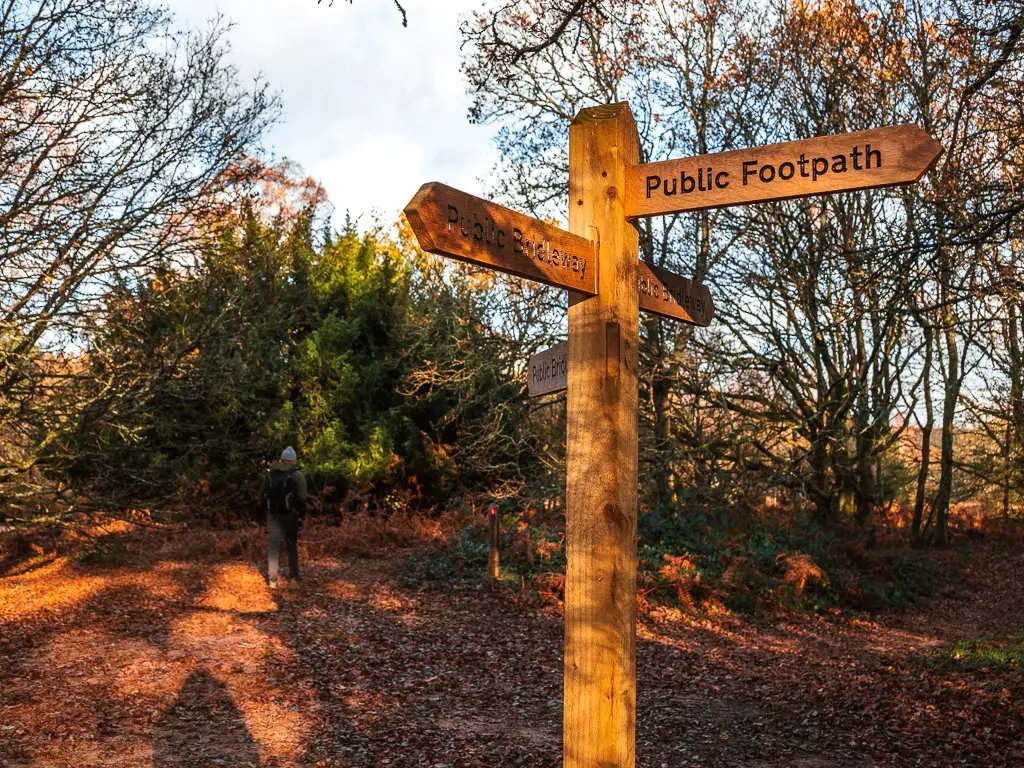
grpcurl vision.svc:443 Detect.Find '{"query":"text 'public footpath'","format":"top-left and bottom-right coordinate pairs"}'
top-left (645, 144), bottom-right (884, 198)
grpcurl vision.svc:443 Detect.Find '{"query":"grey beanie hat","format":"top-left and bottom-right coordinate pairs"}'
top-left (281, 446), bottom-right (297, 462)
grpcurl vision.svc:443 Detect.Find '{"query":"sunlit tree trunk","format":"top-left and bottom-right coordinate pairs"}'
top-left (912, 316), bottom-right (934, 546)
top-left (933, 240), bottom-right (959, 547)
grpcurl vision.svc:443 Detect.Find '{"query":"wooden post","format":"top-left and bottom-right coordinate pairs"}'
top-left (488, 506), bottom-right (499, 582)
top-left (402, 113), bottom-right (939, 768)
top-left (564, 103), bottom-right (640, 768)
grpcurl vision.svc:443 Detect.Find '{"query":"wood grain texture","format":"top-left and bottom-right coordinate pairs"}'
top-left (564, 102), bottom-right (640, 768)
top-left (625, 124), bottom-right (943, 218)
top-left (404, 182), bottom-right (598, 295)
top-left (638, 261), bottom-right (714, 325)
top-left (527, 341), bottom-right (568, 397)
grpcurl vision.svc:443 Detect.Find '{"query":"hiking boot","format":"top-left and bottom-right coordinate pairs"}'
top-left (268, 579), bottom-right (278, 590)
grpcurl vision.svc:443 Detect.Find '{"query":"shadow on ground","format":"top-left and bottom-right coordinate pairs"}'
top-left (152, 669), bottom-right (262, 767)
top-left (1, 543), bottom-right (1022, 767)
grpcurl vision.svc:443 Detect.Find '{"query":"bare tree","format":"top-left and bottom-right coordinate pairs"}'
top-left (0, 0), bottom-right (278, 509)
top-left (316, 0), bottom-right (408, 27)
top-left (898, 0), bottom-right (1024, 543)
top-left (462, 0), bottom-right (1024, 543)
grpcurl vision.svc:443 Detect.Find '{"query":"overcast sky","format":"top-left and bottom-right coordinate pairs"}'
top-left (162, 0), bottom-right (497, 228)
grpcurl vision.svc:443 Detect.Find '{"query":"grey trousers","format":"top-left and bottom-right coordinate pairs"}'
top-left (267, 512), bottom-right (300, 581)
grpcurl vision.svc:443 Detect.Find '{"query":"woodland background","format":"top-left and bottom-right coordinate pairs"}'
top-left (2, 0), bottom-right (1024, 611)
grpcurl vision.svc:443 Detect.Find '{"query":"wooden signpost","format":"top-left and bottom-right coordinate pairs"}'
top-left (405, 105), bottom-right (941, 768)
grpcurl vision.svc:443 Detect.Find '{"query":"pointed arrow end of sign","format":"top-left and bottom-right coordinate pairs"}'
top-left (906, 126), bottom-right (944, 181)
top-left (924, 137), bottom-right (944, 174)
top-left (403, 182), bottom-right (437, 218)
top-left (403, 182), bottom-right (442, 252)
top-left (704, 289), bottom-right (716, 326)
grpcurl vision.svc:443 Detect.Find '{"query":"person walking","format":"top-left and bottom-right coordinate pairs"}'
top-left (260, 446), bottom-right (308, 588)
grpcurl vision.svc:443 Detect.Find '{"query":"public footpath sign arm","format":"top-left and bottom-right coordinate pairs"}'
top-left (625, 124), bottom-right (943, 218)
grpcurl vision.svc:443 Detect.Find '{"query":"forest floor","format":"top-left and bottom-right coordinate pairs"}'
top-left (1, 524), bottom-right (1022, 768)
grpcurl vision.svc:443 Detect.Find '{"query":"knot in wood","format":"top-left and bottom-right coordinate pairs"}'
top-left (603, 503), bottom-right (627, 532)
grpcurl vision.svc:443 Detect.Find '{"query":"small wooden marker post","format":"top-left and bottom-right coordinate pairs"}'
top-left (404, 106), bottom-right (940, 768)
top-left (488, 506), bottom-right (500, 582)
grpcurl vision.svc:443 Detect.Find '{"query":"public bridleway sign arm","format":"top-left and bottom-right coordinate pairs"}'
top-left (404, 182), bottom-right (598, 295)
top-left (405, 182), bottom-right (715, 326)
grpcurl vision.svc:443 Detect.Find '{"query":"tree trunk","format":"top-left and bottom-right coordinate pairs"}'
top-left (912, 319), bottom-right (934, 546)
top-left (808, 429), bottom-right (834, 525)
top-left (1003, 419), bottom-right (1012, 519)
top-left (934, 313), bottom-right (960, 547)
top-left (853, 316), bottom-right (875, 531)
top-left (1005, 301), bottom-right (1023, 517)
top-left (651, 358), bottom-right (672, 502)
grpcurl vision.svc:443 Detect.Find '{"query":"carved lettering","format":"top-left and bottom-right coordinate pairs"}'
top-left (445, 210), bottom-right (589, 284)
top-left (404, 183), bottom-right (601, 296)
top-left (527, 341), bottom-right (569, 397)
top-left (645, 144), bottom-right (887, 193)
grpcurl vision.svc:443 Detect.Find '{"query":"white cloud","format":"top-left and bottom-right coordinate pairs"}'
top-left (161, 0), bottom-right (497, 226)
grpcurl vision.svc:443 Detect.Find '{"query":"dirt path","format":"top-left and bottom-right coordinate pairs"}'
top-left (1, 542), bottom-right (1021, 767)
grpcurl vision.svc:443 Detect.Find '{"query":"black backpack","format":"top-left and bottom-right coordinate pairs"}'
top-left (265, 468), bottom-right (297, 517)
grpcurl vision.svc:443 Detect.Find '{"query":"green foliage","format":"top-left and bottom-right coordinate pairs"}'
top-left (285, 227), bottom-right (417, 495)
top-left (919, 633), bottom-right (1024, 672)
top-left (52, 200), bottom-right (310, 501)
top-left (630, 496), bottom-right (952, 614)
top-left (398, 524), bottom-right (490, 588)
top-left (52, 172), bottom-right (545, 513)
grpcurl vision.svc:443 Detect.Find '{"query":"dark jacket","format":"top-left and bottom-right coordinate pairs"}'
top-left (259, 461), bottom-right (309, 517)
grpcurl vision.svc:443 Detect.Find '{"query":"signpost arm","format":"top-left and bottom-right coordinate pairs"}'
top-left (564, 103), bottom-right (640, 768)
